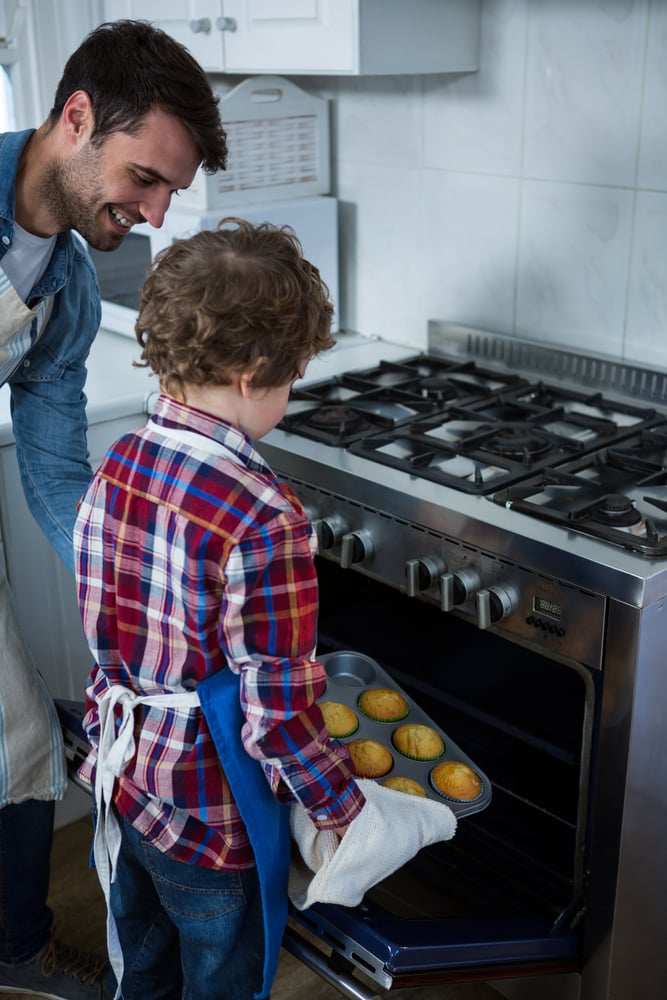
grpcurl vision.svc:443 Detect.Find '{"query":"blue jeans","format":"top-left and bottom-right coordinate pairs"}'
top-left (110, 816), bottom-right (265, 1000)
top-left (0, 799), bottom-right (54, 962)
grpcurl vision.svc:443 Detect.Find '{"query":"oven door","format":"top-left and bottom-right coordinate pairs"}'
top-left (285, 557), bottom-right (593, 996)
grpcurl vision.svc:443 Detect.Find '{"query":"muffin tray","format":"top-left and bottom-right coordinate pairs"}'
top-left (318, 650), bottom-right (492, 819)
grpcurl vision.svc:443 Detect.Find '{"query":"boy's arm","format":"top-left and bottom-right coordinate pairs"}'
top-left (221, 510), bottom-right (366, 832)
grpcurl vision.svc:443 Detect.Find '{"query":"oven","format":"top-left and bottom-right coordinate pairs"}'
top-left (255, 322), bottom-right (667, 1000)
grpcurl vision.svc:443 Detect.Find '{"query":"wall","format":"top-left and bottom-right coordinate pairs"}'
top-left (1, 0), bottom-right (103, 127)
top-left (296, 0), bottom-right (667, 368)
top-left (7, 0), bottom-right (665, 368)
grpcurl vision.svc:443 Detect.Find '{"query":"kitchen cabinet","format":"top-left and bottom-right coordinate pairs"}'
top-left (103, 0), bottom-right (480, 75)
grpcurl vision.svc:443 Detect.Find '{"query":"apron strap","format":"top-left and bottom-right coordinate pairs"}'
top-left (198, 668), bottom-right (291, 1000)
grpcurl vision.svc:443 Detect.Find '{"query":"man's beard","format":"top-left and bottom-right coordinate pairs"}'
top-left (40, 144), bottom-right (125, 252)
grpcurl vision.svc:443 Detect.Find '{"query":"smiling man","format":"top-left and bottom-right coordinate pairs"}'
top-left (0, 19), bottom-right (227, 1000)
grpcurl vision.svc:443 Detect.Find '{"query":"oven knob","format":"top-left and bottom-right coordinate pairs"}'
top-left (476, 585), bottom-right (519, 630)
top-left (340, 530), bottom-right (374, 569)
top-left (405, 557), bottom-right (445, 597)
top-left (312, 515), bottom-right (348, 551)
top-left (440, 568), bottom-right (481, 612)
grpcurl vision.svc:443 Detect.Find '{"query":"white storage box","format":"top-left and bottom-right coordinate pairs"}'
top-left (95, 196), bottom-right (340, 336)
top-left (179, 75), bottom-right (330, 212)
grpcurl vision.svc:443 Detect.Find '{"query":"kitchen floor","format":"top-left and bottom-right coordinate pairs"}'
top-left (1, 816), bottom-right (506, 1000)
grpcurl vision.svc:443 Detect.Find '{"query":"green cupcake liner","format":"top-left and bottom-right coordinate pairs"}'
top-left (393, 744), bottom-right (446, 762)
top-left (357, 703), bottom-right (410, 724)
top-left (331, 721), bottom-right (360, 739)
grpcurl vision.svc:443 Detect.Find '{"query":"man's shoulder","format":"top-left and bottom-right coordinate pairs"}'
top-left (0, 130), bottom-right (34, 213)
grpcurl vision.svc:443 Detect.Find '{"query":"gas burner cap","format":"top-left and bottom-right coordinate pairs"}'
top-left (417, 375), bottom-right (456, 401)
top-left (486, 425), bottom-right (551, 460)
top-left (591, 494), bottom-right (642, 527)
top-left (308, 404), bottom-right (364, 431)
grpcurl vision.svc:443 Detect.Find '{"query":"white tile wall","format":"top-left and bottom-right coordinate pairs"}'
top-left (300, 0), bottom-right (667, 367)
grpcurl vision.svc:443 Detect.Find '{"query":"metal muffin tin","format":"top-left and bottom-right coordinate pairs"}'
top-left (319, 650), bottom-right (492, 819)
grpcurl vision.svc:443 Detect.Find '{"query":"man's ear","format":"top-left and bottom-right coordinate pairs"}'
top-left (60, 90), bottom-right (94, 146)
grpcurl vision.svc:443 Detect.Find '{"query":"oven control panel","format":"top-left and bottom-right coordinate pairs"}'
top-left (291, 478), bottom-right (606, 671)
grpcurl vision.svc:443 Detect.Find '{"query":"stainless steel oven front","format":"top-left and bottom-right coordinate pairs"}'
top-left (256, 323), bottom-right (667, 1000)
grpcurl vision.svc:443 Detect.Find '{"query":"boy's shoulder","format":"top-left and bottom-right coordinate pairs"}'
top-left (96, 428), bottom-right (304, 533)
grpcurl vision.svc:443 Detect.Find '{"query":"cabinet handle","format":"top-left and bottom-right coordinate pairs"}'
top-left (216, 16), bottom-right (238, 32)
top-left (190, 18), bottom-right (211, 34)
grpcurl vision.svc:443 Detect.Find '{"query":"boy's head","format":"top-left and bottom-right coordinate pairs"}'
top-left (48, 19), bottom-right (227, 174)
top-left (135, 218), bottom-right (335, 400)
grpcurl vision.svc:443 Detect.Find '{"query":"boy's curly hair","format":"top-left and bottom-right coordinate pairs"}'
top-left (135, 218), bottom-right (335, 398)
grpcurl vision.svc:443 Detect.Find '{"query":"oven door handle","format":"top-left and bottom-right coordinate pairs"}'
top-left (282, 926), bottom-right (382, 1000)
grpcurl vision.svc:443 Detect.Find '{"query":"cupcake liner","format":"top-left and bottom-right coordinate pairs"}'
top-left (429, 776), bottom-right (485, 803)
top-left (393, 746), bottom-right (446, 763)
top-left (357, 704), bottom-right (409, 724)
top-left (330, 721), bottom-right (359, 738)
top-left (357, 688), bottom-right (410, 724)
top-left (429, 763), bottom-right (484, 802)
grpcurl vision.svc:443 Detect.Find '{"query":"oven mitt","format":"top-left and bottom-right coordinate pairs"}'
top-left (288, 778), bottom-right (457, 909)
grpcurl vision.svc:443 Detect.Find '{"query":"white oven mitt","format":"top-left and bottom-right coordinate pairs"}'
top-left (288, 778), bottom-right (457, 910)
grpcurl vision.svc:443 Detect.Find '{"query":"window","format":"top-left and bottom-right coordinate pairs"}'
top-left (0, 66), bottom-right (15, 130)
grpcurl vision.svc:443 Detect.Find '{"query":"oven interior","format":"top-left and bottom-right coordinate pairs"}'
top-left (289, 556), bottom-right (597, 986)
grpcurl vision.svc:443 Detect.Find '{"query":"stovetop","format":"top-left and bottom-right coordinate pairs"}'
top-left (259, 326), bottom-right (667, 606)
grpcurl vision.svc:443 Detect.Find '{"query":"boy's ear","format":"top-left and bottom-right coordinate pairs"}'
top-left (239, 358), bottom-right (267, 398)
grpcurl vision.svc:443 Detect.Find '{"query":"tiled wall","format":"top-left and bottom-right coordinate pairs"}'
top-left (300, 0), bottom-right (667, 367)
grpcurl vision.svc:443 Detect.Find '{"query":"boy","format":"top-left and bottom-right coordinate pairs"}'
top-left (73, 219), bottom-right (366, 1000)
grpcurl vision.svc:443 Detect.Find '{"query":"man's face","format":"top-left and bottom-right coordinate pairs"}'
top-left (42, 107), bottom-right (201, 251)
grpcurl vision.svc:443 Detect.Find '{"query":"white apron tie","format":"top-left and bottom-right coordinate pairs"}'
top-left (93, 684), bottom-right (200, 998)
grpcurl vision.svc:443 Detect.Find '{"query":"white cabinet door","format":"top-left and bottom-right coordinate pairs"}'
top-left (104, 0), bottom-right (226, 71)
top-left (222, 0), bottom-right (357, 75)
top-left (104, 0), bottom-right (479, 75)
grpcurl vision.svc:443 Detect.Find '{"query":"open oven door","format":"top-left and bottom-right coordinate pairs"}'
top-left (283, 834), bottom-right (582, 998)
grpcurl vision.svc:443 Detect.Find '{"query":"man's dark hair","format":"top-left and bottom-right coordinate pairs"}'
top-left (48, 19), bottom-right (227, 173)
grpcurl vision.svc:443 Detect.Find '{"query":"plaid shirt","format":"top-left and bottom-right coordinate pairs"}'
top-left (74, 394), bottom-right (364, 870)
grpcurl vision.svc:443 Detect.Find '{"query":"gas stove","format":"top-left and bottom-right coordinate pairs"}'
top-left (260, 324), bottom-right (667, 613)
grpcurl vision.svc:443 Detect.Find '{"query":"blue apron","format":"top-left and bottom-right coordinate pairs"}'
top-left (198, 668), bottom-right (291, 999)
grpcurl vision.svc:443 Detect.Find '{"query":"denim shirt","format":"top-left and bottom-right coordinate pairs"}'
top-left (0, 129), bottom-right (101, 572)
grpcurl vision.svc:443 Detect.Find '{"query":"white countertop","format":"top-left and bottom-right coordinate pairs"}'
top-left (0, 327), bottom-right (413, 447)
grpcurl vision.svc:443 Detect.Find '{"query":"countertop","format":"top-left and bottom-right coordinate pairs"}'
top-left (0, 327), bottom-right (413, 447)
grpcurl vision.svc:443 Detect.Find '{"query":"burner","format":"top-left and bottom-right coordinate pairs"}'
top-left (590, 494), bottom-right (642, 528)
top-left (308, 404), bottom-right (365, 433)
top-left (484, 426), bottom-right (552, 460)
top-left (417, 375), bottom-right (457, 403)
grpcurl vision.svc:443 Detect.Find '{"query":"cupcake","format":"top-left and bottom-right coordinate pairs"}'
top-left (347, 738), bottom-right (393, 779)
top-left (430, 760), bottom-right (483, 801)
top-left (358, 687), bottom-right (409, 723)
top-left (392, 723), bottom-right (445, 761)
top-left (319, 700), bottom-right (359, 738)
top-left (382, 775), bottom-right (427, 798)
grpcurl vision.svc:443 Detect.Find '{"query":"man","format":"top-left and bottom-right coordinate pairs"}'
top-left (0, 19), bottom-right (227, 999)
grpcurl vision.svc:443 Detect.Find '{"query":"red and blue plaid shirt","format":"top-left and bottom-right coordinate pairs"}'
top-left (74, 394), bottom-right (364, 869)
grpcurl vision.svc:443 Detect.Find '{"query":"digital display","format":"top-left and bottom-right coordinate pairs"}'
top-left (534, 596), bottom-right (562, 619)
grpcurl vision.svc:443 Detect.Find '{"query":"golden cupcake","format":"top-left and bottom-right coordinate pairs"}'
top-left (392, 723), bottom-right (445, 761)
top-left (347, 738), bottom-right (393, 779)
top-left (319, 701), bottom-right (359, 738)
top-left (358, 687), bottom-right (409, 723)
top-left (430, 760), bottom-right (483, 801)
top-left (382, 775), bottom-right (427, 798)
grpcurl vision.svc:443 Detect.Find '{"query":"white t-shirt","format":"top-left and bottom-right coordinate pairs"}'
top-left (2, 222), bottom-right (56, 302)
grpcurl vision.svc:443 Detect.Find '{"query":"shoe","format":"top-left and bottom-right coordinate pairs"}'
top-left (0, 937), bottom-right (110, 999)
